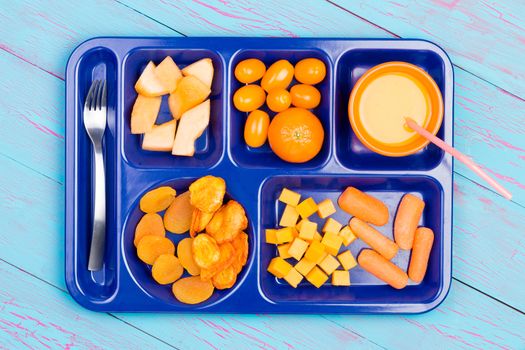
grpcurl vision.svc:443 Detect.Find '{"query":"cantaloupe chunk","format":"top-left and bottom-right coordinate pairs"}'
top-left (168, 76), bottom-right (211, 120)
top-left (135, 61), bottom-right (170, 97)
top-left (155, 56), bottom-right (182, 93)
top-left (172, 276), bottom-right (214, 304)
top-left (164, 191), bottom-right (193, 234)
top-left (142, 120), bottom-right (177, 151)
top-left (130, 94), bottom-right (162, 134)
top-left (172, 99), bottom-right (210, 156)
top-left (182, 58), bottom-right (214, 89)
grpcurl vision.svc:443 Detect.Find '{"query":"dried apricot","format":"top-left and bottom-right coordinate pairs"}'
top-left (200, 242), bottom-right (236, 281)
top-left (190, 208), bottom-right (214, 237)
top-left (137, 235), bottom-right (175, 265)
top-left (134, 213), bottom-right (165, 247)
top-left (164, 191), bottom-right (193, 234)
top-left (192, 234), bottom-right (220, 269)
top-left (172, 276), bottom-right (215, 304)
top-left (206, 200), bottom-right (248, 243)
top-left (177, 238), bottom-right (201, 276)
top-left (212, 265), bottom-right (237, 290)
top-left (231, 232), bottom-right (249, 274)
top-left (189, 176), bottom-right (226, 213)
top-left (151, 254), bottom-right (183, 284)
top-left (140, 186), bottom-right (176, 213)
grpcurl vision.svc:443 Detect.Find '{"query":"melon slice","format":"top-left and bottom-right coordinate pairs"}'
top-left (182, 58), bottom-right (214, 89)
top-left (135, 61), bottom-right (170, 97)
top-left (168, 76), bottom-right (211, 120)
top-left (155, 57), bottom-right (182, 93)
top-left (142, 120), bottom-right (177, 151)
top-left (172, 99), bottom-right (210, 156)
top-left (130, 94), bottom-right (162, 134)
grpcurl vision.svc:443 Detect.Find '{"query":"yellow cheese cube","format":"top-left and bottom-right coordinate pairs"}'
top-left (298, 220), bottom-right (317, 241)
top-left (304, 240), bottom-right (326, 264)
top-left (321, 231), bottom-right (343, 256)
top-left (288, 237), bottom-right (309, 261)
top-left (267, 257), bottom-right (293, 278)
top-left (283, 267), bottom-right (303, 288)
top-left (279, 188), bottom-right (301, 206)
top-left (317, 198), bottom-right (336, 219)
top-left (331, 270), bottom-right (351, 286)
top-left (318, 254), bottom-right (341, 275)
top-left (279, 205), bottom-right (299, 227)
top-left (278, 243), bottom-right (292, 259)
top-left (296, 197), bottom-right (318, 219)
top-left (338, 226), bottom-right (357, 246)
top-left (306, 266), bottom-right (329, 288)
top-left (265, 229), bottom-right (278, 244)
top-left (275, 227), bottom-right (294, 244)
top-left (322, 218), bottom-right (343, 234)
top-left (337, 250), bottom-right (357, 270)
top-left (312, 231), bottom-right (323, 242)
top-left (295, 258), bottom-right (316, 276)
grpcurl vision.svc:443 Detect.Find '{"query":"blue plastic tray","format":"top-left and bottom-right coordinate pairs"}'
top-left (65, 37), bottom-right (453, 314)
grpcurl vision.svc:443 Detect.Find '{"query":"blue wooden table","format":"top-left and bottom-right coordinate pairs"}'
top-left (1, 1), bottom-right (524, 348)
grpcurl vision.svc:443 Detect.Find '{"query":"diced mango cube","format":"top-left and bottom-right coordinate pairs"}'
top-left (283, 267), bottom-right (303, 288)
top-left (298, 220), bottom-right (317, 241)
top-left (267, 257), bottom-right (293, 278)
top-left (296, 197), bottom-right (318, 219)
top-left (296, 219), bottom-right (306, 232)
top-left (312, 231), bottom-right (323, 242)
top-left (337, 250), bottom-right (357, 270)
top-left (317, 198), bottom-right (336, 219)
top-left (295, 258), bottom-right (316, 276)
top-left (275, 227), bottom-right (294, 244)
top-left (338, 226), bottom-right (357, 246)
top-left (304, 240), bottom-right (326, 264)
top-left (279, 188), bottom-right (301, 206)
top-left (331, 270), bottom-right (351, 286)
top-left (265, 229), bottom-right (278, 244)
top-left (322, 218), bottom-right (343, 234)
top-left (321, 231), bottom-right (343, 256)
top-left (288, 237), bottom-right (309, 261)
top-left (318, 254), bottom-right (341, 275)
top-left (279, 205), bottom-right (299, 227)
top-left (278, 243), bottom-right (292, 259)
top-left (306, 266), bottom-right (329, 288)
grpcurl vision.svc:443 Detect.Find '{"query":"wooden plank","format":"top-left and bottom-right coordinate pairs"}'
top-left (331, 0), bottom-right (525, 98)
top-left (1, 1), bottom-right (524, 204)
top-left (0, 259), bottom-right (173, 349)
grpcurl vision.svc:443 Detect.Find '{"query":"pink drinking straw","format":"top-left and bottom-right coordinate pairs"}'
top-left (405, 117), bottom-right (512, 200)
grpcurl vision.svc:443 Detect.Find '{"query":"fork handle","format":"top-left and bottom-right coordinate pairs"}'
top-left (88, 143), bottom-right (106, 271)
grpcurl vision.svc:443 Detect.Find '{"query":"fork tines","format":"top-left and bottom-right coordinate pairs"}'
top-left (85, 79), bottom-right (107, 111)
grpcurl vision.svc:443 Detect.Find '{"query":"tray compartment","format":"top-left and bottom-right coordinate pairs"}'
top-left (259, 174), bottom-right (444, 305)
top-left (122, 49), bottom-right (224, 169)
top-left (68, 47), bottom-right (119, 302)
top-left (122, 177), bottom-right (255, 308)
top-left (335, 48), bottom-right (446, 171)
top-left (229, 49), bottom-right (332, 169)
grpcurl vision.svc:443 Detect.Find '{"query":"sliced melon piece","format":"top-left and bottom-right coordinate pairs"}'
top-left (130, 94), bottom-right (162, 134)
top-left (135, 61), bottom-right (170, 96)
top-left (142, 120), bottom-right (177, 151)
top-left (168, 76), bottom-right (211, 120)
top-left (155, 56), bottom-right (182, 93)
top-left (172, 99), bottom-right (210, 156)
top-left (182, 58), bottom-right (214, 89)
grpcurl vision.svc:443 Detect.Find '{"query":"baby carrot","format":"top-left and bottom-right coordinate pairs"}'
top-left (350, 217), bottom-right (399, 260)
top-left (394, 194), bottom-right (425, 250)
top-left (358, 249), bottom-right (408, 289)
top-left (338, 187), bottom-right (389, 226)
top-left (408, 227), bottom-right (434, 283)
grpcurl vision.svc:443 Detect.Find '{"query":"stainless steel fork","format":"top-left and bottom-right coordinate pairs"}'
top-left (84, 79), bottom-right (107, 271)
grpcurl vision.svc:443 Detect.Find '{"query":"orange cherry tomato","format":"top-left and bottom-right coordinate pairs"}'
top-left (294, 58), bottom-right (326, 85)
top-left (261, 60), bottom-right (294, 92)
top-left (244, 110), bottom-right (270, 148)
top-left (234, 59), bottom-right (266, 84)
top-left (266, 89), bottom-right (292, 112)
top-left (268, 108), bottom-right (324, 163)
top-left (290, 84), bottom-right (321, 109)
top-left (233, 85), bottom-right (266, 112)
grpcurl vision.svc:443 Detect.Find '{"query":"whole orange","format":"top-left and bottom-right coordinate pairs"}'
top-left (268, 108), bottom-right (324, 163)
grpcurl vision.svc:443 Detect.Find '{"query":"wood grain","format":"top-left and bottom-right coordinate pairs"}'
top-left (331, 0), bottom-right (525, 99)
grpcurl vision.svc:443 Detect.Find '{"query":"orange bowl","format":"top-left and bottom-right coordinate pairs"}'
top-left (348, 61), bottom-right (443, 157)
